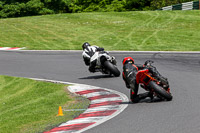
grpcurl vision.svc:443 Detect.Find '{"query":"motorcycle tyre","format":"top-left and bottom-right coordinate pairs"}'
top-left (104, 61), bottom-right (120, 77)
top-left (149, 81), bottom-right (173, 101)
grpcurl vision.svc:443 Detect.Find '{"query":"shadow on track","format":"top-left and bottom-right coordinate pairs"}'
top-left (79, 74), bottom-right (115, 79)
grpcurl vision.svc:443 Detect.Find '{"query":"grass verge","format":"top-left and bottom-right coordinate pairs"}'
top-left (0, 75), bottom-right (90, 133)
top-left (0, 11), bottom-right (200, 51)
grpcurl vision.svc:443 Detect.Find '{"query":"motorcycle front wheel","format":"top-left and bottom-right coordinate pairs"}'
top-left (104, 61), bottom-right (120, 77)
top-left (149, 81), bottom-right (173, 101)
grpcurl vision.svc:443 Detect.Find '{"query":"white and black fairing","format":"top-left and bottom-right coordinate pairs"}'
top-left (90, 51), bottom-right (120, 76)
top-left (82, 46), bottom-right (98, 66)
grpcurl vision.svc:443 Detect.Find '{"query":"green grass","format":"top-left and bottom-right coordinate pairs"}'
top-left (0, 75), bottom-right (90, 133)
top-left (0, 11), bottom-right (200, 51)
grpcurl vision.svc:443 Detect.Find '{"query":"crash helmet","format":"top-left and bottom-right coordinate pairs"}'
top-left (82, 42), bottom-right (90, 50)
top-left (122, 57), bottom-right (134, 65)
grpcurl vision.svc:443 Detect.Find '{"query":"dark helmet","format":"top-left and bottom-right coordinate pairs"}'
top-left (82, 42), bottom-right (90, 50)
top-left (122, 57), bottom-right (134, 65)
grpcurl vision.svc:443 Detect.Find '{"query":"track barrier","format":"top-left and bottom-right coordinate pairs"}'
top-left (158, 1), bottom-right (199, 10)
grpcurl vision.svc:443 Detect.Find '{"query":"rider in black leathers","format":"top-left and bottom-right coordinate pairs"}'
top-left (122, 57), bottom-right (169, 103)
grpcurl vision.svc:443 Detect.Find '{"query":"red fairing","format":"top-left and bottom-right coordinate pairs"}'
top-left (136, 69), bottom-right (149, 84)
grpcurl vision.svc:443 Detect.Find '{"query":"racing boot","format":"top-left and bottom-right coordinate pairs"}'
top-left (138, 92), bottom-right (152, 99)
top-left (131, 92), bottom-right (152, 103)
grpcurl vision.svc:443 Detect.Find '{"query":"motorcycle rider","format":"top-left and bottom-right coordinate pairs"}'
top-left (122, 57), bottom-right (169, 103)
top-left (82, 42), bottom-right (105, 72)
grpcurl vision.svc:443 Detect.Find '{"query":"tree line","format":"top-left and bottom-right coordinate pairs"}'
top-left (0, 0), bottom-right (194, 18)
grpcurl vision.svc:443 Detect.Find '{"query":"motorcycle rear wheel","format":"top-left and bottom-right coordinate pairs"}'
top-left (149, 81), bottom-right (173, 101)
top-left (104, 61), bottom-right (120, 77)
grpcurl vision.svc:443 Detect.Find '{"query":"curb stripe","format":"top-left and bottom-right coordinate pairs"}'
top-left (88, 94), bottom-right (120, 100)
top-left (44, 122), bottom-right (95, 133)
top-left (81, 91), bottom-right (112, 98)
top-left (89, 100), bottom-right (122, 108)
top-left (0, 47), bottom-right (25, 50)
top-left (91, 97), bottom-right (122, 104)
top-left (75, 89), bottom-right (107, 95)
top-left (0, 47), bottom-right (10, 50)
top-left (28, 78), bottom-right (129, 133)
top-left (7, 47), bottom-right (21, 50)
top-left (68, 85), bottom-right (99, 92)
top-left (74, 110), bottom-right (117, 119)
top-left (60, 117), bottom-right (103, 125)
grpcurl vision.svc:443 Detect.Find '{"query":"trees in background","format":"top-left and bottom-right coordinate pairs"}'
top-left (0, 0), bottom-right (195, 18)
top-left (0, 0), bottom-right (72, 18)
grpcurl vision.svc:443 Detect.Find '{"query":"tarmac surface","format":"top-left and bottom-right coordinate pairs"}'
top-left (0, 51), bottom-right (200, 133)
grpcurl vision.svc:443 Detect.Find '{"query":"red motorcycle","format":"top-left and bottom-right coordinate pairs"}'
top-left (132, 60), bottom-right (172, 101)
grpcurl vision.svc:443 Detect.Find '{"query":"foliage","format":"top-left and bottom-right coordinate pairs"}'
top-left (125, 0), bottom-right (151, 11)
top-left (0, 0), bottom-right (71, 18)
top-left (0, 0), bottom-right (196, 18)
top-left (68, 0), bottom-right (126, 12)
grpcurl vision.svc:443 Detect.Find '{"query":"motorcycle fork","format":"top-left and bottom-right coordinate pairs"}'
top-left (143, 73), bottom-right (155, 85)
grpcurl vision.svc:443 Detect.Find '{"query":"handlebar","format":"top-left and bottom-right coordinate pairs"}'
top-left (144, 60), bottom-right (154, 66)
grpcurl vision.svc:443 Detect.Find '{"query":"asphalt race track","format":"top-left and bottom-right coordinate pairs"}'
top-left (0, 51), bottom-right (200, 133)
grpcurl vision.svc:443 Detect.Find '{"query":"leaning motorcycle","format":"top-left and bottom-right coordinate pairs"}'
top-left (90, 51), bottom-right (120, 77)
top-left (131, 60), bottom-right (172, 101)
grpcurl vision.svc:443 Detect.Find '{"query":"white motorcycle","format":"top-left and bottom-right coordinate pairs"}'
top-left (90, 51), bottom-right (120, 77)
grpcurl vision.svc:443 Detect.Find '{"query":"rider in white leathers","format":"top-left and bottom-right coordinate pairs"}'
top-left (82, 42), bottom-right (105, 72)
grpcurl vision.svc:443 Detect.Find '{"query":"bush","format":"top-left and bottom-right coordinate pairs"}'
top-left (0, 0), bottom-right (45, 18)
top-left (0, 2), bottom-right (22, 18)
top-left (0, 0), bottom-right (197, 18)
top-left (105, 0), bottom-right (126, 12)
top-left (69, 0), bottom-right (126, 12)
top-left (25, 0), bottom-right (44, 15)
top-left (0, 0), bottom-right (70, 18)
top-left (38, 8), bottom-right (54, 15)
